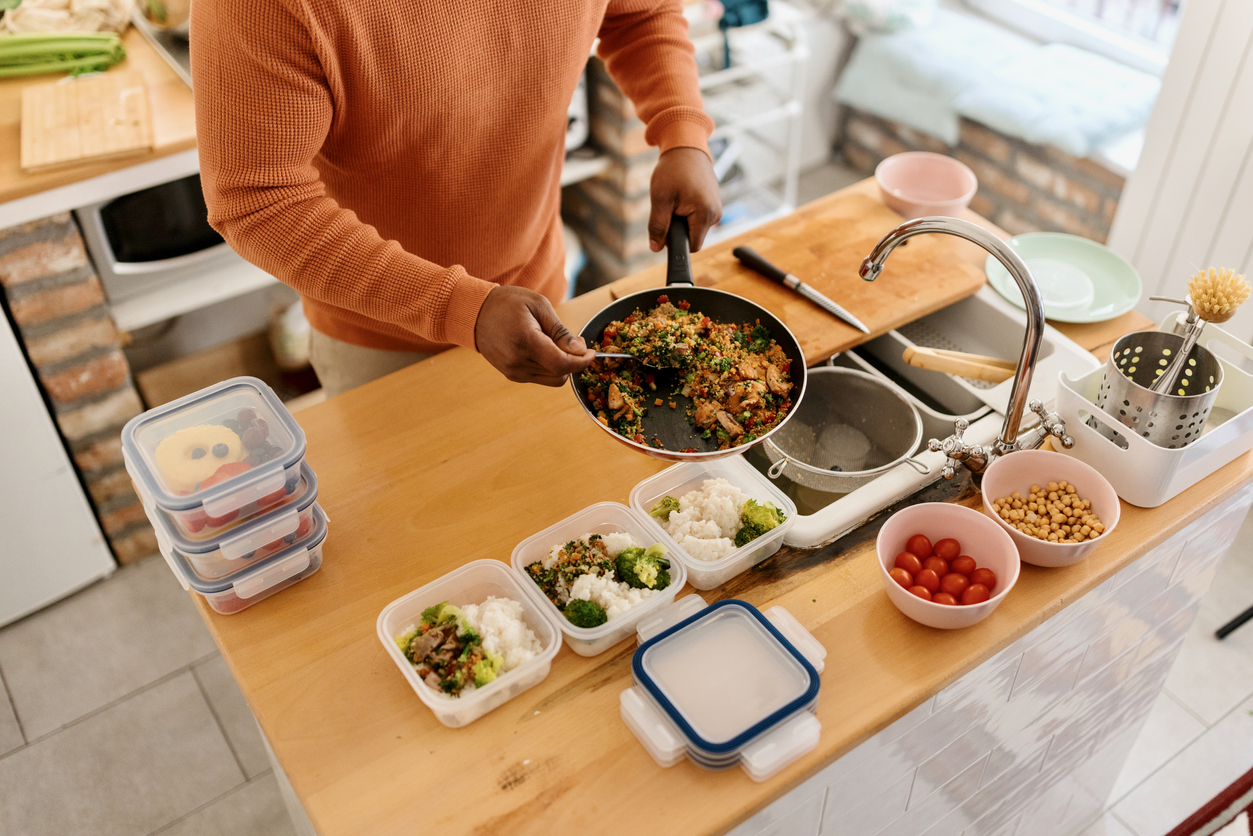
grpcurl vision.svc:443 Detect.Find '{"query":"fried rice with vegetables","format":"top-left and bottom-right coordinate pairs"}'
top-left (579, 296), bottom-right (794, 451)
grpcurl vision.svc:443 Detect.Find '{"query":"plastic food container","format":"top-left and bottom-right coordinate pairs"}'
top-left (159, 503), bottom-right (328, 615)
top-left (629, 456), bottom-right (797, 590)
top-left (122, 377), bottom-right (306, 540)
top-left (151, 462), bottom-right (319, 580)
top-left (510, 502), bottom-right (688, 657)
top-left (621, 596), bottom-right (825, 781)
top-left (376, 560), bottom-right (562, 728)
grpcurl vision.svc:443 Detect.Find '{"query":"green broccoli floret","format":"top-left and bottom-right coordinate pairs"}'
top-left (616, 543), bottom-right (671, 590)
top-left (649, 496), bottom-right (681, 522)
top-left (419, 601), bottom-right (463, 626)
top-left (564, 598), bottom-right (608, 628)
top-left (395, 625), bottom-right (419, 657)
top-left (473, 652), bottom-right (503, 687)
top-left (734, 500), bottom-right (786, 548)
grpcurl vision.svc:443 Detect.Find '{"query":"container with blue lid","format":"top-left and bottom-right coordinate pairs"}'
top-left (621, 596), bottom-right (826, 781)
top-left (122, 376), bottom-right (306, 540)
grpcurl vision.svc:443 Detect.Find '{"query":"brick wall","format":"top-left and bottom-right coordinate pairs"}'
top-left (841, 110), bottom-right (1126, 242)
top-left (0, 213), bottom-right (156, 564)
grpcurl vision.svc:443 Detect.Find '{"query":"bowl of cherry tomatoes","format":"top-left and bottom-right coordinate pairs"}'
top-left (876, 502), bottom-right (1020, 629)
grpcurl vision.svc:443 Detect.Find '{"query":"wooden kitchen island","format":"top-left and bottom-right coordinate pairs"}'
top-left (191, 182), bottom-right (1253, 836)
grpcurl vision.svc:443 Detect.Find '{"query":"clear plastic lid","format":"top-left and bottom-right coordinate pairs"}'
top-left (633, 599), bottom-right (820, 755)
top-left (122, 376), bottom-right (306, 512)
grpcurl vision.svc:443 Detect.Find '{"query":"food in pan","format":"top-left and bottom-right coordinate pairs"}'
top-left (991, 481), bottom-right (1105, 543)
top-left (650, 478), bottom-right (786, 561)
top-left (395, 598), bottom-right (542, 697)
top-left (580, 296), bottom-right (794, 450)
top-left (524, 533), bottom-right (670, 628)
top-left (890, 535), bottom-right (997, 606)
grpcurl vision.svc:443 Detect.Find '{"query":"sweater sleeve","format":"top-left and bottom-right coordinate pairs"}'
top-left (189, 0), bottom-right (495, 350)
top-left (598, 0), bottom-right (715, 157)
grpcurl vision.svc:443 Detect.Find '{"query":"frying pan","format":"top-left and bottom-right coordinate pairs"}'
top-left (572, 215), bottom-right (808, 463)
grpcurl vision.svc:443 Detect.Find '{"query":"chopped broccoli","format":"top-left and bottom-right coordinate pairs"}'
top-left (564, 598), bottom-right (608, 628)
top-left (473, 653), bottom-right (503, 687)
top-left (734, 500), bottom-right (786, 548)
top-left (649, 496), bottom-right (681, 522)
top-left (616, 543), bottom-right (671, 590)
top-left (395, 625), bottom-right (419, 657)
top-left (419, 601), bottom-right (463, 626)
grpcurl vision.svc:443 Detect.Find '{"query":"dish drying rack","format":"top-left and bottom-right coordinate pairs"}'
top-left (1056, 314), bottom-right (1253, 507)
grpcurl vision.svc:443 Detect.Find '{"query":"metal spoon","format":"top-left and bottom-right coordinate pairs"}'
top-left (593, 352), bottom-right (675, 373)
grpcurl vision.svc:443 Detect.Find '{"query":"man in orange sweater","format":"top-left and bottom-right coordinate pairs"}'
top-left (191, 0), bottom-right (720, 396)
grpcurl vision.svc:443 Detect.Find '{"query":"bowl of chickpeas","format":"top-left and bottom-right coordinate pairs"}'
top-left (980, 449), bottom-right (1121, 568)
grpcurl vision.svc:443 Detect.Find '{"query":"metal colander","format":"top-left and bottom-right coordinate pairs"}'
top-left (763, 367), bottom-right (928, 492)
top-left (1093, 330), bottom-right (1224, 449)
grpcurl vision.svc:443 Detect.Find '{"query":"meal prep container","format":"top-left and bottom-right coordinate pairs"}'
top-left (122, 376), bottom-right (306, 540)
top-left (159, 503), bottom-right (327, 615)
top-left (876, 503), bottom-right (1019, 629)
top-left (376, 559), bottom-right (562, 728)
top-left (150, 462), bottom-right (318, 580)
top-left (629, 456), bottom-right (797, 590)
top-left (620, 596), bottom-right (825, 781)
top-left (510, 501), bottom-right (688, 656)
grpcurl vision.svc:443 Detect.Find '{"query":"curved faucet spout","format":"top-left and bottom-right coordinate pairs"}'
top-left (859, 217), bottom-right (1045, 454)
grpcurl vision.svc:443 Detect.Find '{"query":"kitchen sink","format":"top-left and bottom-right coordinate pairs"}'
top-left (745, 286), bottom-right (1102, 547)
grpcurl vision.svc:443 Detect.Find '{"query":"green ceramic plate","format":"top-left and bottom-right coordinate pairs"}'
top-left (985, 233), bottom-right (1142, 323)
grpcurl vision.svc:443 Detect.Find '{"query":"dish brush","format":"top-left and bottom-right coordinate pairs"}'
top-left (1150, 268), bottom-right (1250, 394)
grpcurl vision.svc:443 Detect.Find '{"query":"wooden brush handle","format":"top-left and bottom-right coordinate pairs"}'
top-left (902, 346), bottom-right (1016, 383)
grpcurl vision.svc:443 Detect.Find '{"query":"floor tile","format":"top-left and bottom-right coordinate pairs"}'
top-left (798, 161), bottom-right (863, 205)
top-left (0, 554), bottom-right (217, 739)
top-left (193, 655), bottom-right (269, 779)
top-left (1106, 691), bottom-right (1206, 804)
top-left (0, 670), bottom-right (23, 756)
top-left (0, 672), bottom-right (244, 836)
top-left (1112, 691), bottom-right (1253, 836)
top-left (153, 773), bottom-right (296, 836)
top-left (1077, 811), bottom-right (1136, 836)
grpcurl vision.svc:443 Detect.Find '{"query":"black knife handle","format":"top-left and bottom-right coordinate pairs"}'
top-left (666, 214), bottom-right (694, 287)
top-left (733, 246), bottom-right (790, 285)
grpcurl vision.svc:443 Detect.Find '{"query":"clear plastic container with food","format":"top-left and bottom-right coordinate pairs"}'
top-left (629, 456), bottom-right (797, 590)
top-left (159, 503), bottom-right (327, 615)
top-left (510, 502), bottom-right (688, 657)
top-left (620, 596), bottom-right (825, 781)
top-left (122, 377), bottom-right (306, 540)
top-left (376, 560), bottom-right (562, 728)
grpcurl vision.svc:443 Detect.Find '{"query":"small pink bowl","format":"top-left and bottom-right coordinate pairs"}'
top-left (876, 152), bottom-right (978, 220)
top-left (877, 503), bottom-right (1020, 629)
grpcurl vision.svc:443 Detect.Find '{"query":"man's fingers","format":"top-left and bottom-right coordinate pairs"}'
top-left (647, 190), bottom-right (677, 253)
top-left (524, 299), bottom-right (595, 377)
top-left (530, 295), bottom-right (589, 356)
top-left (687, 205), bottom-right (720, 252)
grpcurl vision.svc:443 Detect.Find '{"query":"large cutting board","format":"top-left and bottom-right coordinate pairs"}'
top-left (20, 71), bottom-right (152, 172)
top-left (610, 191), bottom-right (988, 365)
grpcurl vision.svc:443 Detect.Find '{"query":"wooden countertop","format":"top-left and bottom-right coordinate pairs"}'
top-left (192, 181), bottom-right (1252, 835)
top-left (0, 27), bottom-right (195, 206)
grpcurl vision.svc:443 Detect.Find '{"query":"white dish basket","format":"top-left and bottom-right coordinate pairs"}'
top-left (1056, 318), bottom-right (1253, 507)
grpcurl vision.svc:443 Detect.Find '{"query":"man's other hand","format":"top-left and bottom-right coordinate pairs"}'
top-left (474, 286), bottom-right (596, 386)
top-left (648, 147), bottom-right (723, 253)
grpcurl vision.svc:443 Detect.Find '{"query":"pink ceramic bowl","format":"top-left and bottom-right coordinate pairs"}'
top-left (877, 502), bottom-right (1020, 629)
top-left (876, 152), bottom-right (978, 220)
top-left (980, 449), bottom-right (1121, 568)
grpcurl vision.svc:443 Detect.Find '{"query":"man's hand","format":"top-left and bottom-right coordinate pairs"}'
top-left (474, 286), bottom-right (596, 386)
top-left (648, 147), bottom-right (722, 253)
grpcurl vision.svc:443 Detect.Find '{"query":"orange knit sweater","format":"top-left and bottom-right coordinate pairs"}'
top-left (191, 0), bottom-right (714, 353)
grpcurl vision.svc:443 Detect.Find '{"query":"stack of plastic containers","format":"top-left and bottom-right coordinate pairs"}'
top-left (122, 376), bottom-right (328, 614)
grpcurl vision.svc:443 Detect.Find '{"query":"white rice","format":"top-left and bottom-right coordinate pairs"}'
top-left (663, 478), bottom-right (749, 562)
top-left (568, 572), bottom-right (656, 620)
top-left (460, 597), bottom-right (542, 672)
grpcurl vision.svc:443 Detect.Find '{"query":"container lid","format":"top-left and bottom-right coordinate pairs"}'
top-left (122, 376), bottom-right (306, 513)
top-left (165, 503), bottom-right (327, 595)
top-left (632, 599), bottom-right (820, 756)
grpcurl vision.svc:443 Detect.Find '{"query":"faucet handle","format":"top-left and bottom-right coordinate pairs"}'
top-left (928, 419), bottom-right (987, 479)
top-left (1028, 400), bottom-right (1074, 449)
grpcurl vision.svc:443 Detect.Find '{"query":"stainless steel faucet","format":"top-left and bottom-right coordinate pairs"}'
top-left (859, 217), bottom-right (1074, 479)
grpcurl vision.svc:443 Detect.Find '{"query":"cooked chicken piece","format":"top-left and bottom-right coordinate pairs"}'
top-left (765, 363), bottom-right (792, 395)
top-left (423, 671), bottom-right (442, 690)
top-left (716, 410), bottom-right (745, 437)
top-left (726, 380), bottom-right (767, 413)
top-left (694, 401), bottom-right (719, 427)
top-left (407, 626), bottom-right (449, 662)
top-left (736, 357), bottom-right (765, 380)
top-left (607, 383), bottom-right (625, 411)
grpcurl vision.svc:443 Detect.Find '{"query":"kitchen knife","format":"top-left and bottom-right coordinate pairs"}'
top-left (732, 246), bottom-right (871, 334)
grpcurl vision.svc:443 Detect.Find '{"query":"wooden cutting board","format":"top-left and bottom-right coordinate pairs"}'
top-left (20, 71), bottom-right (152, 172)
top-left (610, 191), bottom-right (989, 365)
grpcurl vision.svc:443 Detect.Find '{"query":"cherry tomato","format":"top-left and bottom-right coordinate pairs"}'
top-left (933, 592), bottom-right (959, 606)
top-left (905, 534), bottom-right (933, 559)
top-left (908, 585), bottom-right (933, 601)
top-left (940, 573), bottom-right (970, 597)
top-left (949, 555), bottom-right (977, 576)
top-left (889, 567), bottom-right (914, 589)
top-left (915, 569), bottom-right (941, 594)
top-left (961, 584), bottom-right (991, 605)
top-left (895, 552), bottom-right (924, 575)
top-left (934, 538), bottom-right (961, 560)
top-left (970, 568), bottom-right (998, 592)
top-left (923, 557), bottom-right (949, 578)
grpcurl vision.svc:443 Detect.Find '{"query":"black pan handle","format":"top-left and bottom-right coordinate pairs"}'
top-left (732, 246), bottom-right (791, 285)
top-left (666, 214), bottom-right (694, 287)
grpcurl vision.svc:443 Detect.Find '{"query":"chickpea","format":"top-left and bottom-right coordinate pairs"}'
top-left (993, 481), bottom-right (1104, 544)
